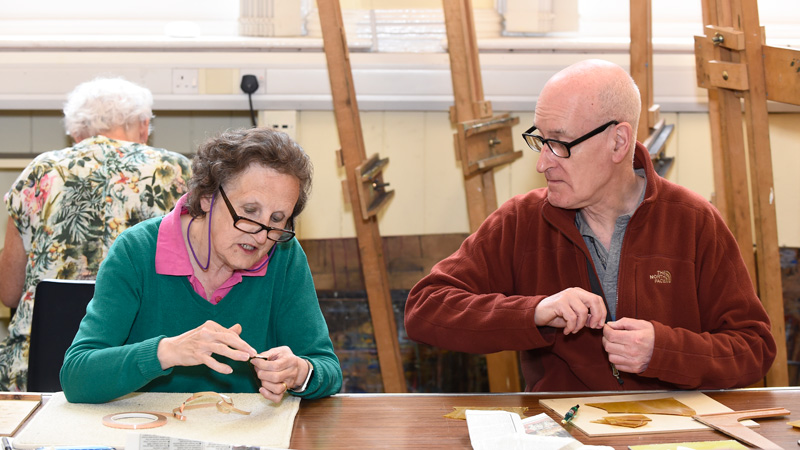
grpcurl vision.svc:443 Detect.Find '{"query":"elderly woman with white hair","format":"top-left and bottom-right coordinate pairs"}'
top-left (0, 76), bottom-right (192, 392)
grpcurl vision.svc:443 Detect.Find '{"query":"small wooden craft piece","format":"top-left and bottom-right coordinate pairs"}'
top-left (443, 406), bottom-right (528, 420)
top-left (585, 397), bottom-right (696, 416)
top-left (172, 391), bottom-right (250, 421)
top-left (592, 414), bottom-right (652, 428)
top-left (692, 407), bottom-right (790, 450)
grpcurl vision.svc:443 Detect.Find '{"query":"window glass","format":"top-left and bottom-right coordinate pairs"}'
top-left (0, 0), bottom-right (795, 42)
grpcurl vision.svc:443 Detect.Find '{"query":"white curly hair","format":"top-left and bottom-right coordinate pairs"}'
top-left (63, 77), bottom-right (154, 141)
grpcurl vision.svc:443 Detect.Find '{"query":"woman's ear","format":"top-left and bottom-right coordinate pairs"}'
top-left (199, 194), bottom-right (214, 214)
top-left (136, 118), bottom-right (150, 144)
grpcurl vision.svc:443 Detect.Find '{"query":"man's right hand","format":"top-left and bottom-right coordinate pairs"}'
top-left (533, 287), bottom-right (607, 334)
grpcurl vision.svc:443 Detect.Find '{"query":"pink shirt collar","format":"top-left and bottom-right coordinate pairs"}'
top-left (155, 193), bottom-right (270, 304)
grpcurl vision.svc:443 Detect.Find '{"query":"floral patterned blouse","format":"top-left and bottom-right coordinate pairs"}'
top-left (0, 136), bottom-right (192, 391)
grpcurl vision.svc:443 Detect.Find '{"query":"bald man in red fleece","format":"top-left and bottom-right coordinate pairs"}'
top-left (404, 59), bottom-right (776, 392)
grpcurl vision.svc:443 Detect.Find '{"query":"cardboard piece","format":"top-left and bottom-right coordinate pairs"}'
top-left (540, 392), bottom-right (754, 437)
top-left (13, 392), bottom-right (299, 449)
top-left (0, 394), bottom-right (41, 436)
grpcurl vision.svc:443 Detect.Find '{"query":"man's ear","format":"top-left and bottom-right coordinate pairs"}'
top-left (610, 122), bottom-right (634, 164)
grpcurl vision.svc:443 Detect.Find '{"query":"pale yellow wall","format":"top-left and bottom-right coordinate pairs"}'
top-left (293, 110), bottom-right (800, 247)
top-left (2, 111), bottom-right (800, 247)
top-left (769, 114), bottom-right (800, 243)
top-left (295, 110), bottom-right (470, 238)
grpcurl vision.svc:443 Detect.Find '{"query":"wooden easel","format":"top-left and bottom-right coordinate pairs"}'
top-left (442, 0), bottom-right (524, 393)
top-left (630, 0), bottom-right (674, 174)
top-left (318, 0), bottom-right (407, 393)
top-left (694, 0), bottom-right (800, 386)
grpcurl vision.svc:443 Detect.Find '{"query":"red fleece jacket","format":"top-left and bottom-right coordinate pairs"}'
top-left (405, 143), bottom-right (776, 391)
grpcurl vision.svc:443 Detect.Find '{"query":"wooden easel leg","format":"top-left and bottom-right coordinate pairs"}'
top-left (739, 0), bottom-right (788, 387)
top-left (697, 0), bottom-right (789, 386)
top-left (630, 0), bottom-right (655, 142)
top-left (486, 352), bottom-right (521, 392)
top-left (442, 0), bottom-right (522, 393)
top-left (318, 0), bottom-right (407, 393)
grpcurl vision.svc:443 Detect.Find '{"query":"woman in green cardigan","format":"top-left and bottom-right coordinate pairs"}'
top-left (61, 127), bottom-right (342, 404)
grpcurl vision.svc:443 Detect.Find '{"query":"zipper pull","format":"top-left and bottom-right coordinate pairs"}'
top-left (611, 363), bottom-right (624, 385)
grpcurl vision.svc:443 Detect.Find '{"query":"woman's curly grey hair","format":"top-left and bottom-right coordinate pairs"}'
top-left (187, 127), bottom-right (313, 221)
top-left (63, 77), bottom-right (154, 140)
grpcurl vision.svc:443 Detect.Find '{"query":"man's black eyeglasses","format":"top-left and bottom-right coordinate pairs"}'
top-left (522, 120), bottom-right (619, 158)
top-left (218, 186), bottom-right (295, 243)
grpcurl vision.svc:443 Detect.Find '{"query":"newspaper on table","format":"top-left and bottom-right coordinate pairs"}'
top-left (465, 410), bottom-right (614, 450)
top-left (126, 433), bottom-right (285, 450)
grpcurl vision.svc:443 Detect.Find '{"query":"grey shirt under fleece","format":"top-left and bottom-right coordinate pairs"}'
top-left (576, 168), bottom-right (646, 321)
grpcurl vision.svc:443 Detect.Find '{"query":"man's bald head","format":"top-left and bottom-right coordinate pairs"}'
top-left (539, 59), bottom-right (642, 151)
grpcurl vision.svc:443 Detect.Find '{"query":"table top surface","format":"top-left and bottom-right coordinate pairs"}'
top-left (290, 388), bottom-right (800, 449)
top-left (11, 388), bottom-right (800, 449)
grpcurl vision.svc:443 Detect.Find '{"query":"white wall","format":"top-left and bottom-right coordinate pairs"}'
top-left (1, 1), bottom-right (799, 245)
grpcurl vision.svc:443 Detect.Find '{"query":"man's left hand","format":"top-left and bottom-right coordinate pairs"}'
top-left (602, 318), bottom-right (655, 374)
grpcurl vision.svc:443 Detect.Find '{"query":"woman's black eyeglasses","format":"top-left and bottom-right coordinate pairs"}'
top-left (522, 120), bottom-right (619, 158)
top-left (218, 186), bottom-right (295, 243)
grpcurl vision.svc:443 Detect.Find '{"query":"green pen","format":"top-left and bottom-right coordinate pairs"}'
top-left (561, 404), bottom-right (579, 424)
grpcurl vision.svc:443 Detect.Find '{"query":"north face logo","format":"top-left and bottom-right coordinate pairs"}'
top-left (650, 270), bottom-right (672, 284)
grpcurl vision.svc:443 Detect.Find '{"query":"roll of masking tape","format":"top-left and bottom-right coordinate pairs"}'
top-left (101, 412), bottom-right (168, 430)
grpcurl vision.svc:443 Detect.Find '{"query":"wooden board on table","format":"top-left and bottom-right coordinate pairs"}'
top-left (0, 393), bottom-right (41, 436)
top-left (540, 391), bottom-right (754, 437)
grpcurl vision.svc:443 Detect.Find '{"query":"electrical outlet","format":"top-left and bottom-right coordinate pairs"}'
top-left (259, 110), bottom-right (298, 141)
top-left (239, 68), bottom-right (266, 94)
top-left (172, 69), bottom-right (199, 94)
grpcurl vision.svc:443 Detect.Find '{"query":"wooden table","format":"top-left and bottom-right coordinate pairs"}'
top-left (290, 388), bottom-right (800, 449)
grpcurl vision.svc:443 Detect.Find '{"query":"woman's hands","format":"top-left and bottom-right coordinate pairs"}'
top-left (157, 320), bottom-right (257, 373)
top-left (250, 346), bottom-right (310, 403)
top-left (156, 322), bottom-right (310, 403)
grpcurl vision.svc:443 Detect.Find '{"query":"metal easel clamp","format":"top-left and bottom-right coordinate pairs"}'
top-left (454, 113), bottom-right (523, 177)
top-left (353, 153), bottom-right (394, 221)
top-left (705, 25), bottom-right (745, 50)
top-left (642, 119), bottom-right (675, 178)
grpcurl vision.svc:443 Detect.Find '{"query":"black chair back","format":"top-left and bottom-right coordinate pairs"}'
top-left (28, 279), bottom-right (95, 392)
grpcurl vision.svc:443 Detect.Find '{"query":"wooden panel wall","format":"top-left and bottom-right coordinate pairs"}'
top-left (301, 233), bottom-right (468, 291)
